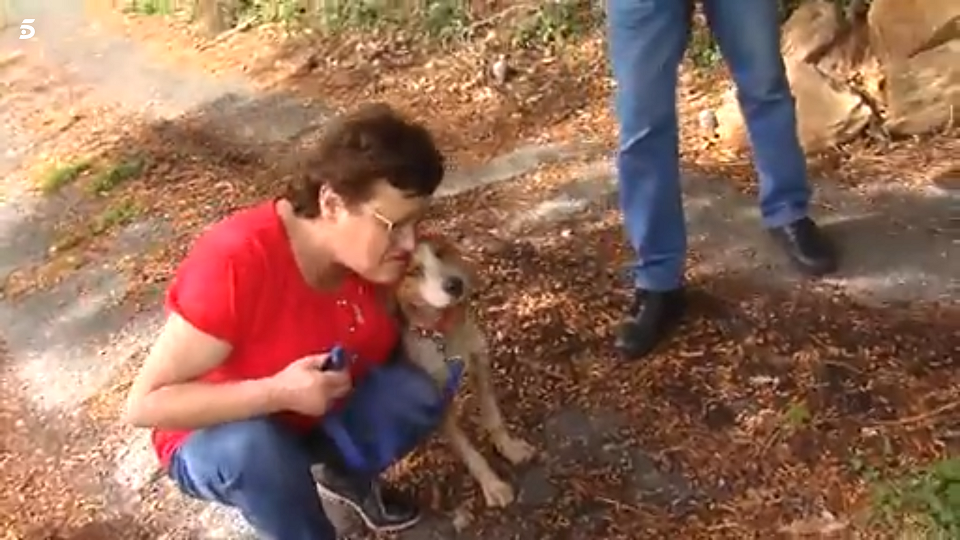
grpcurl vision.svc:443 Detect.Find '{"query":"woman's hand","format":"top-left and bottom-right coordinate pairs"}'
top-left (268, 354), bottom-right (353, 416)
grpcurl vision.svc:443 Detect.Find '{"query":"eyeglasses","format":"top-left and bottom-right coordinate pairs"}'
top-left (371, 209), bottom-right (418, 244)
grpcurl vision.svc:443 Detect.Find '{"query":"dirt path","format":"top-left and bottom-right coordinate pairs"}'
top-left (0, 6), bottom-right (252, 537)
top-left (0, 4), bottom-right (957, 540)
top-left (0, 6), bottom-right (605, 539)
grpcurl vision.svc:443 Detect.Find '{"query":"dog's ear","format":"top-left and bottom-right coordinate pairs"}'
top-left (416, 223), bottom-right (441, 243)
top-left (452, 234), bottom-right (486, 267)
top-left (450, 241), bottom-right (482, 290)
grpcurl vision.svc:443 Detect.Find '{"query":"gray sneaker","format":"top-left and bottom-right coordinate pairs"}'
top-left (313, 464), bottom-right (421, 533)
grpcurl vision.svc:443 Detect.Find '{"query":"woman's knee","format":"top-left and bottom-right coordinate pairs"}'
top-left (170, 418), bottom-right (338, 539)
top-left (343, 361), bottom-right (448, 439)
top-left (375, 361), bottom-right (447, 413)
top-left (170, 418), bottom-right (314, 501)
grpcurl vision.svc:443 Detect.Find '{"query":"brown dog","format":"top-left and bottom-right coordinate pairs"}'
top-left (395, 235), bottom-right (536, 507)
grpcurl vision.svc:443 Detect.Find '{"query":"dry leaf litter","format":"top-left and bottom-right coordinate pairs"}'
top-left (1, 7), bottom-right (957, 539)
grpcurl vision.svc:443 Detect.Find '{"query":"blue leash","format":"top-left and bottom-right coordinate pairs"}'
top-left (319, 347), bottom-right (367, 471)
top-left (320, 346), bottom-right (464, 474)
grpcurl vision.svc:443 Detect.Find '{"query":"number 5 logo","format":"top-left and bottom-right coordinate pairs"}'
top-left (19, 19), bottom-right (36, 40)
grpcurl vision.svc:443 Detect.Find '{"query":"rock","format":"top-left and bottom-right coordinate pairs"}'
top-left (868, 0), bottom-right (960, 62)
top-left (785, 60), bottom-right (872, 150)
top-left (713, 88), bottom-right (745, 146)
top-left (930, 165), bottom-right (960, 193)
top-left (715, 60), bottom-right (871, 153)
top-left (781, 0), bottom-right (844, 63)
top-left (883, 40), bottom-right (960, 135)
top-left (814, 18), bottom-right (873, 84)
top-left (698, 109), bottom-right (718, 135)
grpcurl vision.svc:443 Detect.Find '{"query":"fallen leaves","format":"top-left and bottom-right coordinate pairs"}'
top-left (0, 5), bottom-right (957, 539)
top-left (778, 511), bottom-right (850, 536)
top-left (387, 177), bottom-right (959, 538)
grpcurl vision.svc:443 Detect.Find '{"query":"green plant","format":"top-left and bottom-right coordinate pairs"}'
top-left (125, 0), bottom-right (177, 16)
top-left (512, 0), bottom-right (598, 49)
top-left (783, 401), bottom-right (812, 430)
top-left (316, 0), bottom-right (398, 33)
top-left (308, 0), bottom-right (470, 40)
top-left (37, 158), bottom-right (92, 194)
top-left (87, 156), bottom-right (146, 195)
top-left (128, 0), bottom-right (599, 49)
top-left (688, 25), bottom-right (721, 69)
top-left (92, 200), bottom-right (141, 234)
top-left (862, 457), bottom-right (960, 537)
top-left (235, 0), bottom-right (303, 25)
top-left (420, 0), bottom-right (470, 42)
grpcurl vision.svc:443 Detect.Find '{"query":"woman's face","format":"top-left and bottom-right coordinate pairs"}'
top-left (322, 181), bottom-right (428, 285)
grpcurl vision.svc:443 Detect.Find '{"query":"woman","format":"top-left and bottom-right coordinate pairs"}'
top-left (124, 103), bottom-right (448, 539)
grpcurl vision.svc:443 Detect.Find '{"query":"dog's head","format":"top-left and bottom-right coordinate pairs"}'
top-left (395, 235), bottom-right (476, 325)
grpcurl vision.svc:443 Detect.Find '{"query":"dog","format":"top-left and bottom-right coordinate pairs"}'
top-left (394, 234), bottom-right (536, 508)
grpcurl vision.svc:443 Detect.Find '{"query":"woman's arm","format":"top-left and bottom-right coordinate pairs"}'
top-left (124, 313), bottom-right (285, 430)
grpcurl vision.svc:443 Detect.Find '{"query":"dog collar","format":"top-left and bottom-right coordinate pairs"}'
top-left (412, 304), bottom-right (465, 351)
top-left (416, 326), bottom-right (448, 353)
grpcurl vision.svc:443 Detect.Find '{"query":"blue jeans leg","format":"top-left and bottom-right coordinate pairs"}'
top-left (318, 356), bottom-right (450, 477)
top-left (168, 418), bottom-right (337, 540)
top-left (702, 0), bottom-right (811, 228)
top-left (607, 0), bottom-right (693, 292)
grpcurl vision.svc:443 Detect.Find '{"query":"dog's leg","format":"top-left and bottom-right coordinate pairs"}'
top-left (472, 352), bottom-right (536, 465)
top-left (442, 414), bottom-right (515, 508)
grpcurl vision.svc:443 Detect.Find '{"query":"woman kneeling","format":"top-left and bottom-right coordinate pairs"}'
top-left (124, 103), bottom-right (447, 540)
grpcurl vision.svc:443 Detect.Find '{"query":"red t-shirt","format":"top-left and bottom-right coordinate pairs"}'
top-left (151, 201), bottom-right (399, 467)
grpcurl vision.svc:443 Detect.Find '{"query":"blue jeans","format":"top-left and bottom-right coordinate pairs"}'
top-left (607, 0), bottom-right (811, 291)
top-left (167, 361), bottom-right (443, 540)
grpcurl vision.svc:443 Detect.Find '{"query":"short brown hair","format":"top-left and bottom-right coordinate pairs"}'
top-left (284, 103), bottom-right (445, 218)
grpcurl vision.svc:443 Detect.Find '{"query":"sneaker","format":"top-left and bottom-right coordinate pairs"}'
top-left (768, 217), bottom-right (839, 276)
top-left (614, 288), bottom-right (687, 360)
top-left (313, 464), bottom-right (421, 533)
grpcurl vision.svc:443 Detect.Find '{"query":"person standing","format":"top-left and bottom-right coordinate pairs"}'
top-left (607, 0), bottom-right (839, 359)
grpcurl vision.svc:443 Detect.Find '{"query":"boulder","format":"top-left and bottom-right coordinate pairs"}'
top-left (868, 0), bottom-right (960, 62)
top-left (930, 165), bottom-right (960, 193)
top-left (883, 40), bottom-right (960, 135)
top-left (715, 59), bottom-right (871, 154)
top-left (781, 0), bottom-right (844, 63)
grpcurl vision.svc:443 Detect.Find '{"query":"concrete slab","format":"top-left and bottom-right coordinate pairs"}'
top-left (440, 141), bottom-right (609, 197)
top-left (539, 159), bottom-right (957, 305)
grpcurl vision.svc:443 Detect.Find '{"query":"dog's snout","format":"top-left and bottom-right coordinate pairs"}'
top-left (442, 275), bottom-right (465, 298)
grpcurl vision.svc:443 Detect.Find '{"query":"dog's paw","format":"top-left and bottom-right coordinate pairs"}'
top-left (481, 477), bottom-right (515, 508)
top-left (496, 436), bottom-right (536, 465)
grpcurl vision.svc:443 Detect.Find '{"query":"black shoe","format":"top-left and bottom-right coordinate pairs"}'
top-left (769, 217), bottom-right (838, 276)
top-left (314, 464), bottom-right (421, 533)
top-left (614, 288), bottom-right (687, 360)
